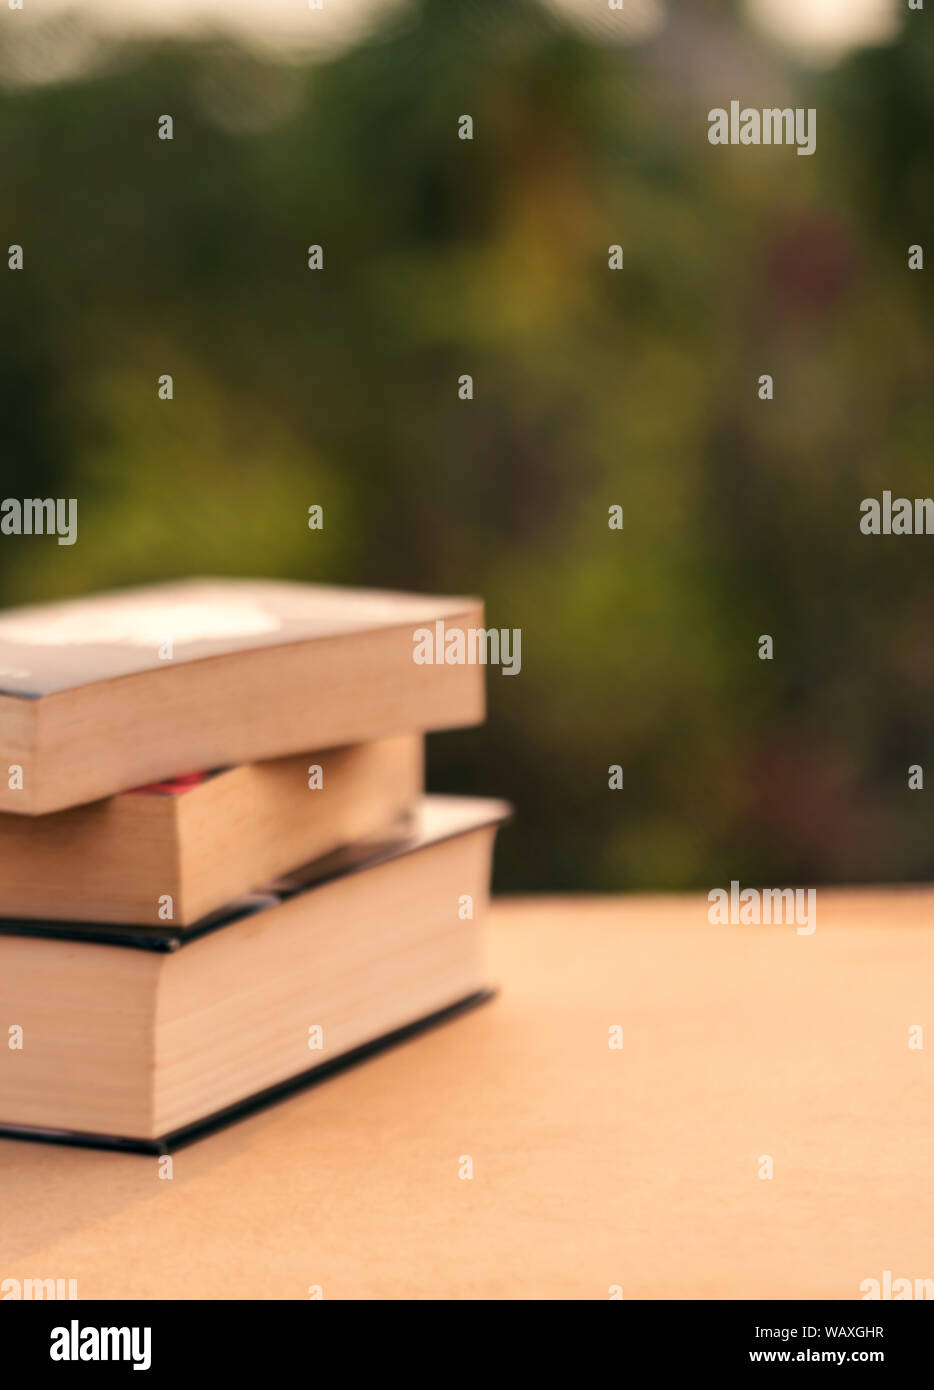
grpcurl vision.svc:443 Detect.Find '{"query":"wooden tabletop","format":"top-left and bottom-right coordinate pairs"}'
top-left (2, 889), bottom-right (932, 1300)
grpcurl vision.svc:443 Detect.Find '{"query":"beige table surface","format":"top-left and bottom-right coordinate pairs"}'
top-left (2, 890), bottom-right (932, 1300)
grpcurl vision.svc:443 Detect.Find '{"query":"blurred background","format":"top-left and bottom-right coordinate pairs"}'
top-left (1, 0), bottom-right (932, 892)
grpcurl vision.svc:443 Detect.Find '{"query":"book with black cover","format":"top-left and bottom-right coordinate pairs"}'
top-left (0, 796), bottom-right (510, 1151)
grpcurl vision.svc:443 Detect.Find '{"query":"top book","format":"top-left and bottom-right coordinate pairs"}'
top-left (0, 578), bottom-right (485, 815)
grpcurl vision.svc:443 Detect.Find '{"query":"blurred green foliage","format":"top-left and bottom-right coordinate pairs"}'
top-left (1, 0), bottom-right (933, 891)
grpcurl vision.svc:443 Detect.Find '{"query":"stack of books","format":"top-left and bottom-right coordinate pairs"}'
top-left (0, 579), bottom-right (508, 1153)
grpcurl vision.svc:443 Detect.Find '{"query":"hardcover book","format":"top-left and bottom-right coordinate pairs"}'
top-left (0, 795), bottom-right (509, 1151)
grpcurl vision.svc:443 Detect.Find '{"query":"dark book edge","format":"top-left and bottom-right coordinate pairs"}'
top-left (0, 987), bottom-right (496, 1155)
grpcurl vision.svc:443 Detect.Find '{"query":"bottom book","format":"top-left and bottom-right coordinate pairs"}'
top-left (0, 795), bottom-right (509, 1152)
